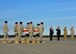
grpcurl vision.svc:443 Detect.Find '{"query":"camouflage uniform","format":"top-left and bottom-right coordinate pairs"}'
top-left (17, 22), bottom-right (24, 42)
top-left (14, 22), bottom-right (18, 41)
top-left (3, 21), bottom-right (9, 43)
top-left (70, 27), bottom-right (74, 39)
top-left (28, 22), bottom-right (34, 41)
top-left (25, 23), bottom-right (29, 41)
top-left (34, 23), bottom-right (40, 41)
top-left (63, 27), bottom-right (67, 40)
top-left (39, 22), bottom-right (44, 42)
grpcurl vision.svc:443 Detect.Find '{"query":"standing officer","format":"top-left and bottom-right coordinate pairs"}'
top-left (3, 21), bottom-right (9, 43)
top-left (39, 22), bottom-right (44, 43)
top-left (56, 26), bottom-right (61, 41)
top-left (63, 27), bottom-right (67, 40)
top-left (16, 22), bottom-right (24, 44)
top-left (14, 22), bottom-right (18, 43)
top-left (28, 22), bottom-right (34, 43)
top-left (49, 26), bottom-right (54, 41)
top-left (70, 26), bottom-right (74, 40)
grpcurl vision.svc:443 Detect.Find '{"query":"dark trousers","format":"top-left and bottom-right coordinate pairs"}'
top-left (50, 34), bottom-right (53, 41)
top-left (57, 34), bottom-right (60, 40)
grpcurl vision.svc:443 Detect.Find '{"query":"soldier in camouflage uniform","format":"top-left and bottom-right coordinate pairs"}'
top-left (35, 23), bottom-right (40, 43)
top-left (63, 27), bottom-right (67, 40)
top-left (28, 22), bottom-right (34, 43)
top-left (3, 21), bottom-right (9, 43)
top-left (25, 22), bottom-right (29, 43)
top-left (70, 26), bottom-right (74, 40)
top-left (39, 22), bottom-right (44, 43)
top-left (14, 22), bottom-right (18, 43)
top-left (16, 22), bottom-right (24, 43)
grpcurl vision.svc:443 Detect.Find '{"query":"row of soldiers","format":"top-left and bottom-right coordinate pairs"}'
top-left (2, 21), bottom-right (75, 43)
top-left (3, 21), bottom-right (44, 44)
top-left (49, 26), bottom-right (74, 41)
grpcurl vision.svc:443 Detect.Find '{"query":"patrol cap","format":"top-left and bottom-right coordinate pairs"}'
top-left (15, 22), bottom-right (18, 24)
top-left (4, 21), bottom-right (8, 23)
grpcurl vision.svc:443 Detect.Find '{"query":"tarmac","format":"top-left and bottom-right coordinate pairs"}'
top-left (0, 37), bottom-right (76, 54)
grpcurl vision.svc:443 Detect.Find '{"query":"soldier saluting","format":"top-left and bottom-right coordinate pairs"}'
top-left (49, 26), bottom-right (54, 41)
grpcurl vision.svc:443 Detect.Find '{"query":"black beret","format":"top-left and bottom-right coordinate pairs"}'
top-left (20, 22), bottom-right (22, 24)
top-left (4, 21), bottom-right (8, 23)
top-left (15, 22), bottom-right (18, 24)
top-left (41, 22), bottom-right (43, 24)
top-left (30, 22), bottom-right (32, 24)
top-left (37, 23), bottom-right (40, 25)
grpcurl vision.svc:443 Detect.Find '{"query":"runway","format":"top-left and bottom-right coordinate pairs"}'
top-left (0, 37), bottom-right (76, 54)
